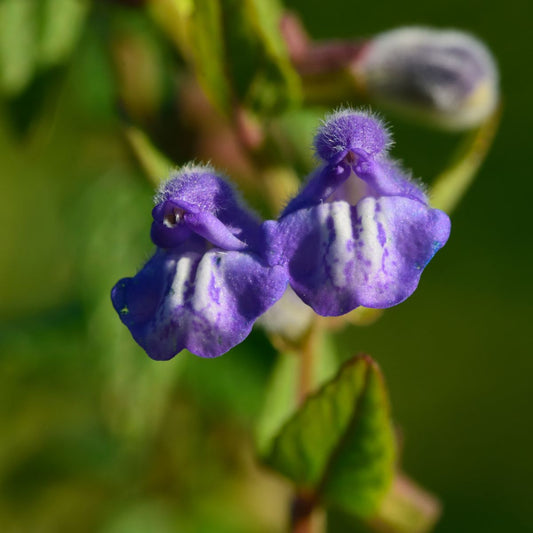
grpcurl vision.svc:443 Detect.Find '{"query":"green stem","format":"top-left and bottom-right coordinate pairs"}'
top-left (430, 106), bottom-right (501, 213)
top-left (290, 324), bottom-right (323, 533)
top-left (297, 327), bottom-right (315, 406)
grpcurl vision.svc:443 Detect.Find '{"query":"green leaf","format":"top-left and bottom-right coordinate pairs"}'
top-left (149, 0), bottom-right (300, 115)
top-left (256, 330), bottom-right (338, 457)
top-left (39, 0), bottom-right (89, 68)
top-left (266, 355), bottom-right (395, 518)
top-left (123, 125), bottom-right (174, 186)
top-left (255, 352), bottom-right (299, 456)
top-left (188, 0), bottom-right (231, 113)
top-left (0, 0), bottom-right (88, 97)
top-left (148, 0), bottom-right (231, 114)
top-left (430, 106), bottom-right (501, 213)
top-left (0, 0), bottom-right (39, 95)
top-left (221, 0), bottom-right (301, 114)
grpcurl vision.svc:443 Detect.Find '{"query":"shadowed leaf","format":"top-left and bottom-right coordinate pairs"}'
top-left (221, 0), bottom-right (301, 113)
top-left (149, 0), bottom-right (231, 113)
top-left (0, 0), bottom-right (38, 95)
top-left (39, 0), bottom-right (89, 68)
top-left (266, 355), bottom-right (395, 518)
top-left (149, 0), bottom-right (300, 115)
top-left (256, 330), bottom-right (338, 456)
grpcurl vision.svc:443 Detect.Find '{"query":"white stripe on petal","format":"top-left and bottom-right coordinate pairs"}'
top-left (329, 202), bottom-right (353, 287)
top-left (192, 255), bottom-right (212, 311)
top-left (354, 197), bottom-right (397, 299)
top-left (192, 253), bottom-right (223, 324)
top-left (170, 253), bottom-right (195, 306)
top-left (357, 198), bottom-right (381, 279)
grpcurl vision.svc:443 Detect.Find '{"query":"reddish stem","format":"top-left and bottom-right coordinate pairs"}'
top-left (291, 326), bottom-right (321, 533)
top-left (291, 491), bottom-right (317, 533)
top-left (297, 329), bottom-right (314, 406)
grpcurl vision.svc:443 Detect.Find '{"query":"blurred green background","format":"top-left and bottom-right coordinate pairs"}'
top-left (0, 0), bottom-right (531, 532)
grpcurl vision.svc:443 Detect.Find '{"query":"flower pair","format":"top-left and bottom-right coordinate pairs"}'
top-left (111, 110), bottom-right (451, 359)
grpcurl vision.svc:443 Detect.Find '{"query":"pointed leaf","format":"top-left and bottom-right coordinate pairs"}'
top-left (255, 352), bottom-right (299, 456)
top-left (430, 106), bottom-right (501, 213)
top-left (0, 0), bottom-right (38, 95)
top-left (123, 125), bottom-right (173, 186)
top-left (39, 0), bottom-right (89, 68)
top-left (148, 0), bottom-right (231, 113)
top-left (256, 331), bottom-right (338, 457)
top-left (320, 358), bottom-right (396, 517)
top-left (266, 355), bottom-right (395, 518)
top-left (187, 0), bottom-right (231, 113)
top-left (221, 0), bottom-right (301, 114)
top-left (150, 0), bottom-right (300, 115)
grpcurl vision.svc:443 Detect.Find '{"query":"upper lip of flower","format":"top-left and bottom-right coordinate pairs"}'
top-left (151, 198), bottom-right (249, 252)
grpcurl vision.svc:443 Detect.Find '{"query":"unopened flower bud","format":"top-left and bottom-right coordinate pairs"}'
top-left (355, 27), bottom-right (499, 129)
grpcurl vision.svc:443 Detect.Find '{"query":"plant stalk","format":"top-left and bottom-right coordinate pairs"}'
top-left (290, 323), bottom-right (323, 533)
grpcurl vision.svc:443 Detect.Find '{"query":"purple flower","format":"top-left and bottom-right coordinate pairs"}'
top-left (111, 165), bottom-right (287, 359)
top-left (277, 110), bottom-right (451, 316)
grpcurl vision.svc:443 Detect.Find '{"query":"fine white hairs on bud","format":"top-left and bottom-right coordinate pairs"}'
top-left (355, 27), bottom-right (499, 129)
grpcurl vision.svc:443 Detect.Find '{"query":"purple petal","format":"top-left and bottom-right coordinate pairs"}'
top-left (183, 209), bottom-right (248, 251)
top-left (352, 154), bottom-right (428, 203)
top-left (111, 248), bottom-right (287, 359)
top-left (278, 197), bottom-right (450, 316)
top-left (283, 154), bottom-right (426, 217)
top-left (314, 109), bottom-right (391, 164)
top-left (154, 165), bottom-right (262, 248)
top-left (283, 165), bottom-right (352, 216)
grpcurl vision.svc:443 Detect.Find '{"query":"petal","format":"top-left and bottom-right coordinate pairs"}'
top-left (111, 248), bottom-right (288, 359)
top-left (314, 109), bottom-right (391, 164)
top-left (155, 166), bottom-right (263, 247)
top-left (352, 154), bottom-right (428, 203)
top-left (282, 164), bottom-right (352, 216)
top-left (151, 199), bottom-right (248, 251)
top-left (278, 197), bottom-right (450, 316)
top-left (182, 210), bottom-right (248, 251)
top-left (282, 155), bottom-right (427, 217)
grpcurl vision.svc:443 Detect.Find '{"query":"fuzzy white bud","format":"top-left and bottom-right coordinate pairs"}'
top-left (356, 27), bottom-right (499, 129)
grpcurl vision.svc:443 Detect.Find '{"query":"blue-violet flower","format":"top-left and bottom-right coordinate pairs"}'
top-left (111, 165), bottom-right (287, 359)
top-left (276, 109), bottom-right (451, 316)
